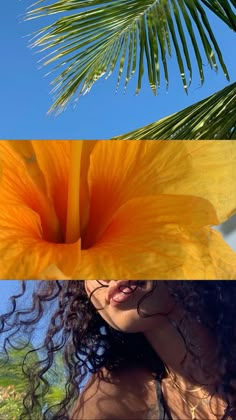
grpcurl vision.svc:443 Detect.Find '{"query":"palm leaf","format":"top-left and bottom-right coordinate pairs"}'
top-left (113, 82), bottom-right (236, 139)
top-left (26, 0), bottom-right (236, 113)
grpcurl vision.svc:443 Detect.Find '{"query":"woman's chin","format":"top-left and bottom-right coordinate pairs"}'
top-left (104, 306), bottom-right (161, 334)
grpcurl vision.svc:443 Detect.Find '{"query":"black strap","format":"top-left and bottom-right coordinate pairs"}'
top-left (156, 379), bottom-right (173, 420)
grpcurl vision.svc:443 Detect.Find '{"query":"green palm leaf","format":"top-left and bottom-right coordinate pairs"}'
top-left (26, 0), bottom-right (236, 113)
top-left (113, 82), bottom-right (236, 139)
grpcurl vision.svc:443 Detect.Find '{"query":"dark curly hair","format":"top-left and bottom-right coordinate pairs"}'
top-left (0, 280), bottom-right (236, 420)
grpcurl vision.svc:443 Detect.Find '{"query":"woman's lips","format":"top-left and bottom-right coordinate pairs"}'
top-left (106, 281), bottom-right (145, 306)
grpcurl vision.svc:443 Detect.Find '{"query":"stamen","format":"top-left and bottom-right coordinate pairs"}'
top-left (66, 141), bottom-right (83, 243)
top-left (65, 141), bottom-right (97, 244)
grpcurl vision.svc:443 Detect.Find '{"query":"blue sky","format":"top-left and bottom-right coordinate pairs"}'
top-left (0, 1), bottom-right (235, 139)
top-left (0, 2), bottom-right (236, 315)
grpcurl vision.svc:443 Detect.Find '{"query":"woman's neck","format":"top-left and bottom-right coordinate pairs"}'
top-left (144, 304), bottom-right (219, 390)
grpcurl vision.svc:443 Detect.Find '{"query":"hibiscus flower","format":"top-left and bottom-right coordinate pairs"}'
top-left (0, 140), bottom-right (235, 280)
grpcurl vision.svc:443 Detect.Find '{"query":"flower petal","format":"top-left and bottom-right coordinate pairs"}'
top-left (30, 141), bottom-right (70, 239)
top-left (0, 204), bottom-right (81, 280)
top-left (0, 142), bottom-right (63, 242)
top-left (156, 140), bottom-right (236, 224)
top-left (76, 195), bottom-right (235, 279)
top-left (2, 141), bottom-right (98, 242)
top-left (84, 140), bottom-right (236, 248)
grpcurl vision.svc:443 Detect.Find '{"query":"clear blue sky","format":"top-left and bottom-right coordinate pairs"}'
top-left (0, 1), bottom-right (235, 139)
top-left (0, 2), bottom-right (236, 314)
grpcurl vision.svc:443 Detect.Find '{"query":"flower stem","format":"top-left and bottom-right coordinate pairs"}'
top-left (66, 141), bottom-right (83, 243)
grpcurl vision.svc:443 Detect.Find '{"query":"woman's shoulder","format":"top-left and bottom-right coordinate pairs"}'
top-left (69, 366), bottom-right (159, 420)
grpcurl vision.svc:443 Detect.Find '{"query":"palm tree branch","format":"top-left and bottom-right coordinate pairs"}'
top-left (113, 82), bottom-right (236, 139)
top-left (200, 0), bottom-right (236, 29)
top-left (26, 0), bottom-right (236, 112)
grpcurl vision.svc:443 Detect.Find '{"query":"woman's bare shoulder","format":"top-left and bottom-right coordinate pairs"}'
top-left (69, 366), bottom-right (158, 420)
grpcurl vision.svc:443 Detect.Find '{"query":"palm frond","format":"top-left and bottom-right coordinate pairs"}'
top-left (26, 0), bottom-right (236, 113)
top-left (113, 82), bottom-right (236, 139)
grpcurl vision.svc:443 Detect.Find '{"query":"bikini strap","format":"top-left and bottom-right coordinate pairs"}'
top-left (156, 378), bottom-right (173, 420)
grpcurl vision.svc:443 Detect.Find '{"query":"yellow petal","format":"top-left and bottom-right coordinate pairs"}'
top-left (84, 140), bottom-right (162, 247)
top-left (32, 140), bottom-right (97, 241)
top-left (83, 140), bottom-right (236, 248)
top-left (0, 142), bottom-right (63, 243)
top-left (74, 195), bottom-right (235, 279)
top-left (5, 140), bottom-right (48, 193)
top-left (30, 141), bottom-right (70, 239)
top-left (39, 264), bottom-right (71, 280)
top-left (8, 140), bottom-right (97, 243)
top-left (160, 140), bottom-right (236, 223)
top-left (0, 204), bottom-right (81, 279)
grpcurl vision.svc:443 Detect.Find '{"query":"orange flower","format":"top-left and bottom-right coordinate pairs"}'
top-left (0, 140), bottom-right (236, 280)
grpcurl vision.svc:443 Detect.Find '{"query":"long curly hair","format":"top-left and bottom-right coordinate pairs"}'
top-left (0, 280), bottom-right (236, 420)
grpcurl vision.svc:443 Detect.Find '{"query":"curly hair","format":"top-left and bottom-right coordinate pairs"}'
top-left (0, 280), bottom-right (236, 420)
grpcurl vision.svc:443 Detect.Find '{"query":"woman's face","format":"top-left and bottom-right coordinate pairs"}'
top-left (85, 280), bottom-right (176, 333)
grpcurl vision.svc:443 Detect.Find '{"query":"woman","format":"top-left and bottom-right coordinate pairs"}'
top-left (0, 280), bottom-right (236, 419)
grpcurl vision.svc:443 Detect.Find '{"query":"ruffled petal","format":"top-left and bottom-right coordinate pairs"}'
top-left (75, 195), bottom-right (235, 279)
top-left (139, 140), bottom-right (236, 223)
top-left (84, 140), bottom-right (236, 248)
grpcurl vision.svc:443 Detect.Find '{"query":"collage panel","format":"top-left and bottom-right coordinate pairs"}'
top-left (0, 140), bottom-right (236, 280)
top-left (0, 280), bottom-right (236, 419)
